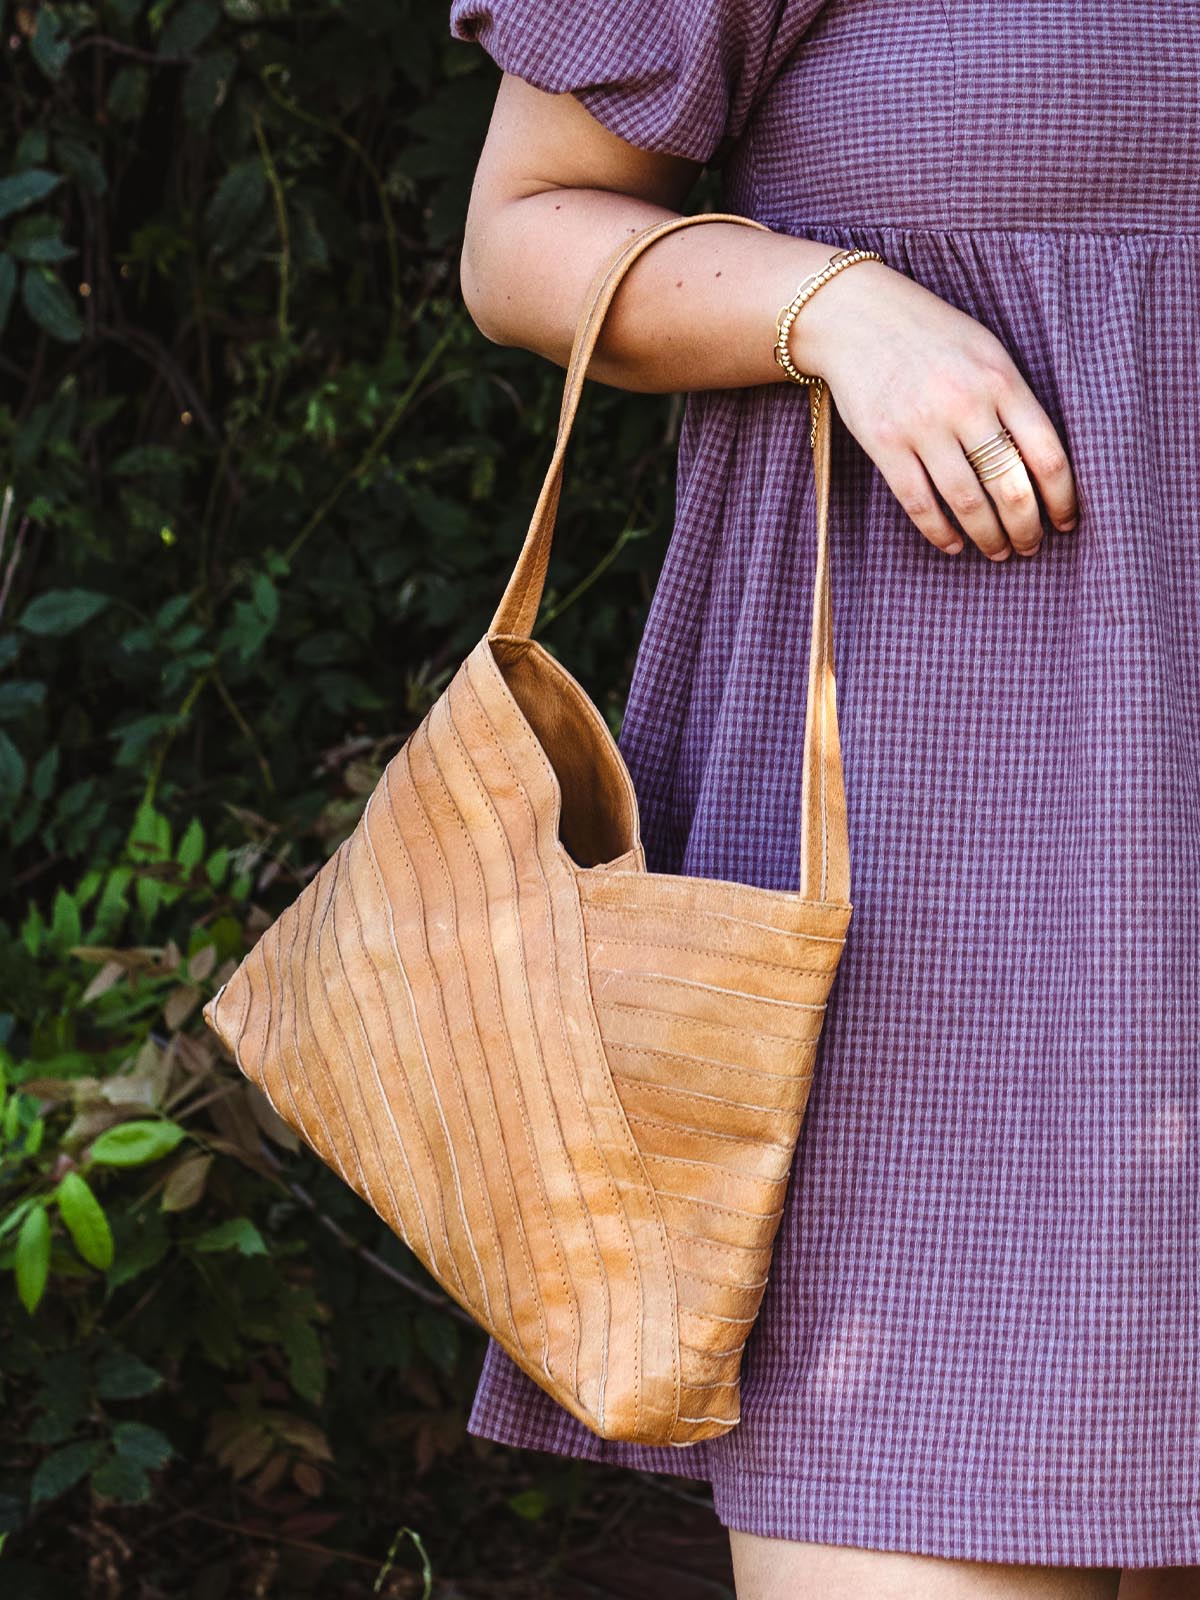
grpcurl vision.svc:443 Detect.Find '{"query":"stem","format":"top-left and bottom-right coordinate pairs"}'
top-left (142, 666), bottom-right (214, 807)
top-left (212, 671), bottom-right (275, 794)
top-left (533, 514), bottom-right (644, 636)
top-left (253, 1139), bottom-right (475, 1325)
top-left (251, 107), bottom-right (292, 421)
top-left (281, 324), bottom-right (453, 566)
top-left (259, 65), bottom-right (402, 345)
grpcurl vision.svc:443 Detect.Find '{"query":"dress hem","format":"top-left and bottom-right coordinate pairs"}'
top-left (467, 1414), bottom-right (1200, 1570)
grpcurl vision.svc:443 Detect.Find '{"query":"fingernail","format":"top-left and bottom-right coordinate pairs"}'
top-left (946, 539), bottom-right (964, 554)
top-left (1059, 516), bottom-right (1078, 531)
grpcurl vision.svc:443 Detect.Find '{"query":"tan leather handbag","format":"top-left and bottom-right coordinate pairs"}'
top-left (203, 211), bottom-right (852, 1448)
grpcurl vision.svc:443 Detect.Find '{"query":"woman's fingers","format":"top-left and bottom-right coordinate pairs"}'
top-left (923, 427), bottom-right (1024, 559)
top-left (807, 265), bottom-right (1081, 560)
top-left (971, 447), bottom-right (1044, 557)
top-left (872, 446), bottom-right (968, 557)
top-left (988, 378), bottom-right (1080, 532)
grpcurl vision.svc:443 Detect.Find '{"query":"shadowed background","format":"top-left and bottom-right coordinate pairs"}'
top-left (0, 0), bottom-right (733, 1590)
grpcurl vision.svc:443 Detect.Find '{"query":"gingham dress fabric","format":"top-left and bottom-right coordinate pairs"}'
top-left (447, 0), bottom-right (1200, 1568)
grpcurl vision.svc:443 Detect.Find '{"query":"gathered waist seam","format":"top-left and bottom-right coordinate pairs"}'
top-left (762, 218), bottom-right (1200, 242)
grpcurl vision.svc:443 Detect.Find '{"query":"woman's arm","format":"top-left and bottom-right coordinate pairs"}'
top-left (460, 72), bottom-right (856, 392)
top-left (461, 73), bottom-right (1079, 559)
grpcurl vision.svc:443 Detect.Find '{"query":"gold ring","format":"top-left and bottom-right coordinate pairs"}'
top-left (964, 425), bottom-right (1023, 483)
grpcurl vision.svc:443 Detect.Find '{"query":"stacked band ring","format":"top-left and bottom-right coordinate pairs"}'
top-left (965, 425), bottom-right (1023, 483)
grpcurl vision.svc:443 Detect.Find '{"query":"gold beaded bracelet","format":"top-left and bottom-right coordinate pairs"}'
top-left (774, 246), bottom-right (885, 447)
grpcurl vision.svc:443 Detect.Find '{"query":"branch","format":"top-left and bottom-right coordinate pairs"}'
top-left (254, 1139), bottom-right (476, 1325)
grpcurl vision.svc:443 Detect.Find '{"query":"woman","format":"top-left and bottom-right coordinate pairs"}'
top-left (447, 2), bottom-right (1200, 1596)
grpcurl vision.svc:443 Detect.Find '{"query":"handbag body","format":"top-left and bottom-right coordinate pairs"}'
top-left (203, 211), bottom-right (853, 1447)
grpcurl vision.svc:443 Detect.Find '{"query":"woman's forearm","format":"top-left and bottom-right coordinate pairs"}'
top-left (459, 74), bottom-right (1078, 559)
top-left (459, 184), bottom-right (888, 393)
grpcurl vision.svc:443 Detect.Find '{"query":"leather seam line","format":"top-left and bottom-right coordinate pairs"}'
top-left (323, 846), bottom-right (449, 1292)
top-left (639, 1149), bottom-right (789, 1187)
top-left (467, 645), bottom-right (666, 1432)
top-left (612, 1076), bottom-right (804, 1118)
top-left (622, 1108), bottom-right (795, 1150)
top-left (596, 997), bottom-right (824, 1047)
top-left (605, 1036), bottom-right (822, 1081)
top-left (587, 931), bottom-right (840, 979)
top-left (583, 898), bottom-right (849, 946)
top-left (596, 966), bottom-right (828, 1010)
top-left (345, 819), bottom-right (478, 1305)
top-left (679, 1339), bottom-right (744, 1359)
top-left (673, 1265), bottom-right (770, 1293)
top-left (354, 799), bottom-right (450, 1271)
top-left (578, 879), bottom-right (853, 919)
top-left (285, 846), bottom-right (364, 1196)
top-left (656, 1186), bottom-right (787, 1223)
top-left (668, 1224), bottom-right (772, 1259)
top-left (431, 677), bottom-right (579, 1387)
top-left (441, 681), bottom-right (598, 1395)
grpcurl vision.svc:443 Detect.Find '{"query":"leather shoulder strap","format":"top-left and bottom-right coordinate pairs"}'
top-left (486, 211), bottom-right (848, 905)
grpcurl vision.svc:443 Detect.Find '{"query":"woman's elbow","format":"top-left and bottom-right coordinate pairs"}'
top-left (458, 215), bottom-right (516, 347)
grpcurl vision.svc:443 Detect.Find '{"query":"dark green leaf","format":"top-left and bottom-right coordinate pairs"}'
top-left (7, 214), bottom-right (75, 263)
top-left (56, 779), bottom-right (97, 835)
top-left (95, 1350), bottom-right (162, 1400)
top-left (30, 7), bottom-right (70, 79)
top-left (158, 0), bottom-right (219, 54)
top-left (106, 0), bottom-right (146, 25)
top-left (31, 745), bottom-right (59, 802)
top-left (19, 588), bottom-right (109, 635)
top-left (251, 573), bottom-right (278, 623)
top-left (89, 1452), bottom-right (150, 1504)
top-left (507, 1488), bottom-right (550, 1521)
top-left (54, 138), bottom-right (107, 198)
top-left (110, 711), bottom-right (176, 767)
top-left (28, 1351), bottom-right (90, 1444)
top-left (204, 158), bottom-right (266, 255)
top-left (0, 730), bottom-right (26, 817)
top-left (106, 65), bottom-right (150, 122)
top-left (21, 268), bottom-right (84, 342)
top-left (0, 681), bottom-right (45, 720)
top-left (106, 1209), bottom-right (169, 1289)
top-left (112, 1421), bottom-right (172, 1471)
top-left (30, 1440), bottom-right (105, 1504)
top-left (176, 817), bottom-right (205, 870)
top-left (183, 50), bottom-right (236, 128)
top-left (49, 887), bottom-right (82, 949)
top-left (415, 1307), bottom-right (460, 1375)
top-left (0, 171), bottom-right (61, 222)
top-left (111, 443), bottom-right (185, 478)
top-left (193, 1217), bottom-right (267, 1256)
top-left (0, 254), bottom-right (17, 333)
top-left (281, 1317), bottom-right (325, 1403)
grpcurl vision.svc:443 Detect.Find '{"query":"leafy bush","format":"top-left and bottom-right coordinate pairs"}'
top-left (1, 0), bottom-right (711, 1588)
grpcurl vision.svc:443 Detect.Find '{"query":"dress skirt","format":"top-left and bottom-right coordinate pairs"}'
top-left (447, 0), bottom-right (1200, 1568)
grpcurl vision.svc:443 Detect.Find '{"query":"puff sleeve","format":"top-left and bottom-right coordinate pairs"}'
top-left (448, 0), bottom-right (829, 166)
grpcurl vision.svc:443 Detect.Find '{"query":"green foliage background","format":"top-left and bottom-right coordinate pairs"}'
top-left (0, 0), bottom-right (720, 1590)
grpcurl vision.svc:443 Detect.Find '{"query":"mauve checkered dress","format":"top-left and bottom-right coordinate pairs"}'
top-left (447, 0), bottom-right (1200, 1568)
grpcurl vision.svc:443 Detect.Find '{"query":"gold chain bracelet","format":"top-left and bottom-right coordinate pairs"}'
top-left (774, 246), bottom-right (885, 448)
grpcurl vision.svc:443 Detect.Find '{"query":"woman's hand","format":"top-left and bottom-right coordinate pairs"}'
top-left (793, 260), bottom-right (1080, 560)
top-left (462, 75), bottom-right (1079, 561)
